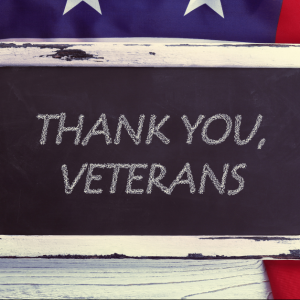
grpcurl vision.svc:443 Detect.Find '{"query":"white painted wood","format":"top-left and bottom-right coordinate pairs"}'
top-left (0, 42), bottom-right (300, 68)
top-left (1, 236), bottom-right (299, 258)
top-left (0, 259), bottom-right (272, 299)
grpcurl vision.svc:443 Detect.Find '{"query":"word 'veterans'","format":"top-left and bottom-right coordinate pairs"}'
top-left (37, 113), bottom-right (264, 196)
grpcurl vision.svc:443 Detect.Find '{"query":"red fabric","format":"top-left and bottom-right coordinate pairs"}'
top-left (264, 260), bottom-right (300, 299)
top-left (276, 0), bottom-right (300, 43)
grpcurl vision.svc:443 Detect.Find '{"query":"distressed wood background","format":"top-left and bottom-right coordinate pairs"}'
top-left (0, 236), bottom-right (299, 298)
top-left (0, 258), bottom-right (272, 299)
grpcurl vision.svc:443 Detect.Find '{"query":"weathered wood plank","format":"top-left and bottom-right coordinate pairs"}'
top-left (1, 236), bottom-right (300, 258)
top-left (0, 42), bottom-right (300, 67)
top-left (0, 259), bottom-right (272, 299)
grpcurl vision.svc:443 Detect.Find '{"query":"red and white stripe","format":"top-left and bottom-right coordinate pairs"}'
top-left (276, 0), bottom-right (300, 43)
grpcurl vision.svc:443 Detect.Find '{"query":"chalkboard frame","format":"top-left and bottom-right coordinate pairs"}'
top-left (0, 41), bottom-right (300, 68)
top-left (1, 41), bottom-right (300, 259)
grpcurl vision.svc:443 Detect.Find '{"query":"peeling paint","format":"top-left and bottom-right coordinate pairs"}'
top-left (47, 49), bottom-right (100, 61)
top-left (0, 43), bottom-right (74, 50)
top-left (1, 251), bottom-right (300, 259)
top-left (0, 42), bottom-right (294, 50)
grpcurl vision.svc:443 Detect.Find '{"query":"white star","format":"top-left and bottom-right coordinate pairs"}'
top-left (63, 0), bottom-right (102, 15)
top-left (184, 0), bottom-right (224, 18)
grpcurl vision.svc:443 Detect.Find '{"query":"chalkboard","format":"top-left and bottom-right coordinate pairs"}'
top-left (1, 67), bottom-right (300, 235)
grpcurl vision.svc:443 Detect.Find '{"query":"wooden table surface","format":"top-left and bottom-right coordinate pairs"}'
top-left (1, 235), bottom-right (299, 298)
top-left (0, 259), bottom-right (272, 299)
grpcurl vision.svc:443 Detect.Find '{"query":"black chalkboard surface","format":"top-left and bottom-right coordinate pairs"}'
top-left (1, 67), bottom-right (300, 235)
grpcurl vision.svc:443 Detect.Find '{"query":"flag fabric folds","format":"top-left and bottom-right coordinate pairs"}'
top-left (275, 0), bottom-right (300, 43)
top-left (264, 260), bottom-right (300, 299)
top-left (0, 0), bottom-right (286, 43)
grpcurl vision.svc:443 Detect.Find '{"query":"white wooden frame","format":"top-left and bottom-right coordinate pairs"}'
top-left (1, 41), bottom-right (300, 260)
top-left (0, 41), bottom-right (300, 68)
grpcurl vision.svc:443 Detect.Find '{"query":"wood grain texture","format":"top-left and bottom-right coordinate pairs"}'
top-left (0, 42), bottom-right (300, 67)
top-left (0, 259), bottom-right (272, 299)
top-left (1, 236), bottom-right (300, 258)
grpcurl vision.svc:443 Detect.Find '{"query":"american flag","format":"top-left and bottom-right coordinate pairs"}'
top-left (0, 0), bottom-right (298, 43)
